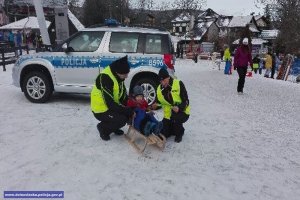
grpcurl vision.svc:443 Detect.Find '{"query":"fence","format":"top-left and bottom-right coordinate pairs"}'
top-left (1, 46), bottom-right (29, 71)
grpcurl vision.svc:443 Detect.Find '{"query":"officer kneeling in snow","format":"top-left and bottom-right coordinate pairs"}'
top-left (157, 68), bottom-right (190, 143)
top-left (91, 56), bottom-right (134, 141)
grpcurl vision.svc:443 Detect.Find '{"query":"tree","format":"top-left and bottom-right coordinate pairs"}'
top-left (172, 0), bottom-right (206, 13)
top-left (276, 0), bottom-right (300, 53)
top-left (82, 0), bottom-right (130, 26)
top-left (256, 0), bottom-right (300, 53)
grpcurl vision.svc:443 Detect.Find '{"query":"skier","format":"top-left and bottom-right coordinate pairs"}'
top-left (156, 68), bottom-right (190, 143)
top-left (233, 38), bottom-right (253, 94)
top-left (91, 56), bottom-right (134, 141)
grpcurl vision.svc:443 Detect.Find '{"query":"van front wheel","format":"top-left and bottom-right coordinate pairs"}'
top-left (22, 71), bottom-right (53, 103)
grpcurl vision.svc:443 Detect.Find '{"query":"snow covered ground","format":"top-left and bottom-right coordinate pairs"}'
top-left (1, 59), bottom-right (300, 200)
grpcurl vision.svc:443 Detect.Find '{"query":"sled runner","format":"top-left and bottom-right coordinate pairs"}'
top-left (124, 124), bottom-right (166, 153)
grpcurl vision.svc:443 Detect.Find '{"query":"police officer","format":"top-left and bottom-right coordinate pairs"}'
top-left (156, 68), bottom-right (190, 143)
top-left (91, 56), bottom-right (133, 141)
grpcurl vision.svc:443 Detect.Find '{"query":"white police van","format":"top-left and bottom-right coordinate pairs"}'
top-left (12, 25), bottom-right (175, 104)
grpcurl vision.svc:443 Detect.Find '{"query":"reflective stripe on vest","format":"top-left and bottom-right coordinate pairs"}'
top-left (157, 79), bottom-right (190, 119)
top-left (91, 66), bottom-right (124, 113)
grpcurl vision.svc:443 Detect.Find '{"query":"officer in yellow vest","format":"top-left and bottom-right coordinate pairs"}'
top-left (91, 56), bottom-right (134, 141)
top-left (156, 68), bottom-right (190, 143)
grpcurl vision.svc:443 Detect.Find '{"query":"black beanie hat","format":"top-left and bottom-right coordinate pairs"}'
top-left (110, 56), bottom-right (130, 74)
top-left (158, 68), bottom-right (169, 80)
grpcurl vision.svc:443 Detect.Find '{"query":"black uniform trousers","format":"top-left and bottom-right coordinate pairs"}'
top-left (271, 67), bottom-right (276, 79)
top-left (162, 111), bottom-right (189, 139)
top-left (93, 110), bottom-right (128, 136)
top-left (237, 67), bottom-right (247, 92)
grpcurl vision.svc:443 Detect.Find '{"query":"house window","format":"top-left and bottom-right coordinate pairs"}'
top-left (175, 27), bottom-right (179, 33)
top-left (182, 26), bottom-right (186, 33)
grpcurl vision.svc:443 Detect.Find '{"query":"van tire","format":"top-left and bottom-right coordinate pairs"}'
top-left (22, 71), bottom-right (53, 103)
top-left (135, 78), bottom-right (159, 105)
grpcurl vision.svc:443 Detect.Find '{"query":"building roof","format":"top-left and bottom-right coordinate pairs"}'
top-left (0, 16), bottom-right (51, 30)
top-left (171, 13), bottom-right (191, 23)
top-left (180, 20), bottom-right (215, 41)
top-left (249, 26), bottom-right (260, 33)
top-left (228, 16), bottom-right (254, 27)
top-left (197, 8), bottom-right (219, 20)
top-left (216, 16), bottom-right (233, 28)
top-left (254, 15), bottom-right (264, 21)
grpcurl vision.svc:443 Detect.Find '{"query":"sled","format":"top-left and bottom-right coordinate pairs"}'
top-left (124, 125), bottom-right (166, 153)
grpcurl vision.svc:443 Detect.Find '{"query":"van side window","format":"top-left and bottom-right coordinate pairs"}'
top-left (67, 31), bottom-right (104, 52)
top-left (145, 34), bottom-right (163, 54)
top-left (110, 32), bottom-right (139, 53)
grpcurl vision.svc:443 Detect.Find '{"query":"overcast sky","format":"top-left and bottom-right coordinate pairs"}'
top-left (130, 0), bottom-right (265, 16)
top-left (205, 0), bottom-right (264, 16)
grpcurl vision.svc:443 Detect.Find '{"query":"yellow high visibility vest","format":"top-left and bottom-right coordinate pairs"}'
top-left (90, 66), bottom-right (124, 113)
top-left (157, 79), bottom-right (190, 120)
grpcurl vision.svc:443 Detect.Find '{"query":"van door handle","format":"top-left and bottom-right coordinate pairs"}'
top-left (90, 58), bottom-right (100, 63)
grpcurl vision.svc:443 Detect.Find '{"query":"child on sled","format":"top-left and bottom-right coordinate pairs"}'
top-left (127, 85), bottom-right (163, 136)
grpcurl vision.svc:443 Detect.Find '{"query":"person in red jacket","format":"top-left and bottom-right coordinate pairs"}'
top-left (234, 38), bottom-right (253, 94)
top-left (127, 85), bottom-right (162, 136)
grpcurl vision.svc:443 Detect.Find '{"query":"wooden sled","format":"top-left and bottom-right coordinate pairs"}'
top-left (124, 125), bottom-right (166, 153)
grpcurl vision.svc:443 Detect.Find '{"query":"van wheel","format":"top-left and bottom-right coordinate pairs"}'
top-left (135, 78), bottom-right (158, 105)
top-left (22, 71), bottom-right (53, 103)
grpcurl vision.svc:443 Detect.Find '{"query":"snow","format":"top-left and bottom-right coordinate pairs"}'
top-left (216, 17), bottom-right (232, 28)
top-left (228, 15), bottom-right (254, 27)
top-left (172, 13), bottom-right (191, 23)
top-left (1, 59), bottom-right (300, 199)
top-left (0, 17), bottom-right (51, 30)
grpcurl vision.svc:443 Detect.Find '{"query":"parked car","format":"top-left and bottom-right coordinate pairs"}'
top-left (199, 52), bottom-right (211, 60)
top-left (12, 26), bottom-right (175, 104)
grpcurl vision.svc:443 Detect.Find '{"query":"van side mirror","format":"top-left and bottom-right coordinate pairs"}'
top-left (62, 43), bottom-right (74, 53)
top-left (62, 43), bottom-right (68, 52)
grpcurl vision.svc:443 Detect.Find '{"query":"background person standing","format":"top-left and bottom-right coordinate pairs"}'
top-left (223, 45), bottom-right (232, 74)
top-left (233, 38), bottom-right (253, 94)
top-left (264, 51), bottom-right (273, 78)
top-left (16, 30), bottom-right (22, 55)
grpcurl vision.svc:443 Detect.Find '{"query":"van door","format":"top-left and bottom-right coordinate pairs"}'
top-left (51, 31), bottom-right (105, 90)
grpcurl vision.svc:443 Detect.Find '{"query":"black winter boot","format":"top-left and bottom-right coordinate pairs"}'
top-left (174, 135), bottom-right (182, 143)
top-left (174, 127), bottom-right (184, 143)
top-left (114, 129), bottom-right (124, 136)
top-left (97, 123), bottom-right (110, 141)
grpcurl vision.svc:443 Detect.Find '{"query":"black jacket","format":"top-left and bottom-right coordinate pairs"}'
top-left (252, 57), bottom-right (260, 64)
top-left (159, 77), bottom-right (189, 112)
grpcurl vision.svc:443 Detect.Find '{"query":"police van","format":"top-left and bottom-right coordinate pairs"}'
top-left (12, 25), bottom-right (175, 104)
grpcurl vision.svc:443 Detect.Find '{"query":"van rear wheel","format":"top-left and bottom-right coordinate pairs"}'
top-left (135, 78), bottom-right (158, 105)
